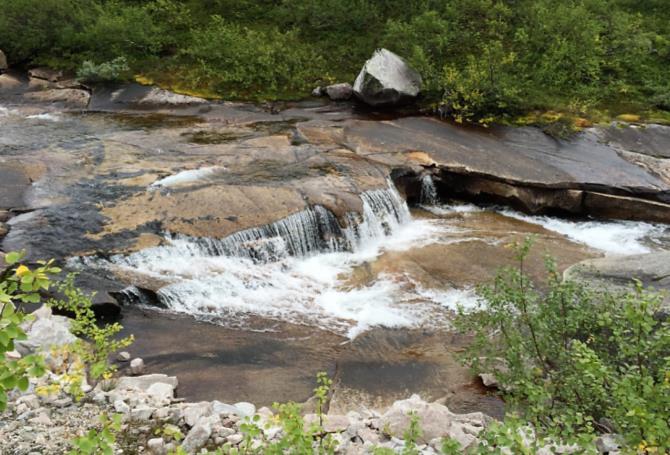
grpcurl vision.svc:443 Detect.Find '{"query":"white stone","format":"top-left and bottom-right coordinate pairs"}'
top-left (15, 311), bottom-right (76, 356)
top-left (114, 400), bottom-right (130, 414)
top-left (323, 414), bottom-right (350, 433)
top-left (130, 405), bottom-right (154, 421)
top-left (29, 412), bottom-right (52, 426)
top-left (233, 402), bottom-right (255, 418)
top-left (181, 421), bottom-right (212, 453)
top-left (226, 434), bottom-right (243, 445)
top-left (115, 374), bottom-right (178, 392)
top-left (147, 437), bottom-right (166, 455)
top-left (130, 358), bottom-right (145, 375)
top-left (17, 394), bottom-right (39, 409)
top-left (117, 351), bottom-right (131, 362)
top-left (596, 434), bottom-right (621, 453)
top-left (146, 382), bottom-right (174, 403)
top-left (379, 394), bottom-right (459, 444)
top-left (183, 402), bottom-right (213, 427)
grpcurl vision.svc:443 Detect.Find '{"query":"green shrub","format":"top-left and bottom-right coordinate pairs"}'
top-left (183, 15), bottom-right (324, 98)
top-left (0, 252), bottom-right (57, 410)
top-left (77, 57), bottom-right (130, 83)
top-left (456, 238), bottom-right (670, 452)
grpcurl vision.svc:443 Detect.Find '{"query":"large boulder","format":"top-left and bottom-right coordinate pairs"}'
top-left (0, 50), bottom-right (7, 73)
top-left (353, 49), bottom-right (422, 106)
top-left (564, 252), bottom-right (670, 311)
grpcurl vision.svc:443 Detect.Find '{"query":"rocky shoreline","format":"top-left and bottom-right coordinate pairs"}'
top-left (1, 305), bottom-right (623, 455)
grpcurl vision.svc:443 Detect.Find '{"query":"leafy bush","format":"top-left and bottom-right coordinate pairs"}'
top-left (456, 238), bottom-right (670, 452)
top-left (0, 252), bottom-right (57, 409)
top-left (47, 273), bottom-right (133, 394)
top-left (183, 15), bottom-right (324, 98)
top-left (69, 413), bottom-right (122, 455)
top-left (77, 57), bottom-right (130, 83)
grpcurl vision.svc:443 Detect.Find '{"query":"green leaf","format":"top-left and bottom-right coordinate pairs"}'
top-left (4, 252), bottom-right (23, 265)
top-left (17, 376), bottom-right (29, 391)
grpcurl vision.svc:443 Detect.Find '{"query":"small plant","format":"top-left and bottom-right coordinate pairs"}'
top-left (77, 57), bottom-right (130, 83)
top-left (401, 412), bottom-right (422, 455)
top-left (48, 273), bottom-right (134, 393)
top-left (69, 413), bottom-right (122, 455)
top-left (0, 252), bottom-right (60, 410)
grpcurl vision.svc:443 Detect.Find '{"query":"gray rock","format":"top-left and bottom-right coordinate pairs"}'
top-left (325, 83), bottom-right (353, 101)
top-left (117, 351), bottom-right (131, 362)
top-left (181, 420), bottom-right (212, 453)
top-left (353, 49), bottom-right (422, 106)
top-left (311, 86), bottom-right (324, 97)
top-left (183, 402), bottom-right (213, 427)
top-left (211, 400), bottom-right (239, 416)
top-left (565, 252), bottom-right (670, 311)
top-left (131, 405), bottom-right (155, 422)
top-left (146, 382), bottom-right (174, 403)
top-left (323, 414), bottom-right (350, 433)
top-left (114, 400), bottom-right (130, 414)
top-left (28, 67), bottom-right (63, 82)
top-left (233, 401), bottom-right (256, 418)
top-left (53, 397), bottom-right (72, 408)
top-left (147, 437), bottom-right (166, 455)
top-left (136, 88), bottom-right (206, 106)
top-left (23, 89), bottom-right (90, 109)
top-left (0, 50), bottom-right (7, 72)
top-left (29, 412), bottom-right (52, 426)
top-left (115, 374), bottom-right (178, 392)
top-left (226, 433), bottom-right (243, 445)
top-left (16, 394), bottom-right (39, 410)
top-left (130, 358), bottom-right (145, 375)
top-left (596, 434), bottom-right (621, 453)
top-left (479, 373), bottom-right (499, 388)
top-left (15, 307), bottom-right (76, 356)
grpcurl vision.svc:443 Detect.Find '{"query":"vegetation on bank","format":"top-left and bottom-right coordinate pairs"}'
top-left (0, 0), bottom-right (669, 122)
top-left (2, 242), bottom-right (669, 453)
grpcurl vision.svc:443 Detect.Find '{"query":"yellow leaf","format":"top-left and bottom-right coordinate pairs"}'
top-left (15, 265), bottom-right (30, 277)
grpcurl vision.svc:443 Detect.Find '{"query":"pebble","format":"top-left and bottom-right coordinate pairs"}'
top-left (117, 351), bottom-right (131, 362)
top-left (130, 358), bottom-right (145, 375)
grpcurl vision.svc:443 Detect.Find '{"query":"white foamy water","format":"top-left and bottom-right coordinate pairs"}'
top-left (26, 113), bottom-right (61, 121)
top-left (499, 209), bottom-right (668, 255)
top-left (93, 184), bottom-right (462, 338)
top-left (150, 166), bottom-right (224, 189)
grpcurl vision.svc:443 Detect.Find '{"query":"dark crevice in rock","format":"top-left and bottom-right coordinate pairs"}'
top-left (391, 166), bottom-right (670, 223)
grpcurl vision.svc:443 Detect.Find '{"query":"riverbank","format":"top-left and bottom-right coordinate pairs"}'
top-left (0, 305), bottom-right (623, 454)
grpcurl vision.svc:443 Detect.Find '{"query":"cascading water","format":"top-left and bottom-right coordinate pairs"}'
top-left (91, 181), bottom-right (462, 338)
top-left (419, 174), bottom-right (438, 206)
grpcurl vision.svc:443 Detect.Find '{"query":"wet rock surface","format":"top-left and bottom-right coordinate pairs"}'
top-left (2, 80), bottom-right (670, 424)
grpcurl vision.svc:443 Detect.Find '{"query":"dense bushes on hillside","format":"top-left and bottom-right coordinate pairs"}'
top-left (0, 0), bottom-right (669, 118)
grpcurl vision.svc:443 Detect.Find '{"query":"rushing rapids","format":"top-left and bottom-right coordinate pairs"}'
top-left (85, 183), bottom-right (460, 338)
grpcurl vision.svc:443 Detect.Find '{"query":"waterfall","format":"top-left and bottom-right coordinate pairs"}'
top-left (420, 174), bottom-right (438, 206)
top-left (94, 181), bottom-right (438, 336)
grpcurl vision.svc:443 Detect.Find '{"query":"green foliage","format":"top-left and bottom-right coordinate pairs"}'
top-left (0, 0), bottom-right (668, 111)
top-left (183, 15), bottom-right (323, 98)
top-left (0, 252), bottom-right (59, 410)
top-left (455, 238), bottom-right (670, 452)
top-left (48, 274), bottom-right (134, 388)
top-left (401, 412), bottom-right (422, 455)
top-left (69, 413), bottom-right (122, 455)
top-left (77, 57), bottom-right (130, 83)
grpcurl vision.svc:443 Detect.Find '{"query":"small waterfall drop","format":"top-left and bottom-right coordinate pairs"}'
top-left (420, 174), bottom-right (439, 206)
top-left (94, 181), bottom-right (446, 337)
